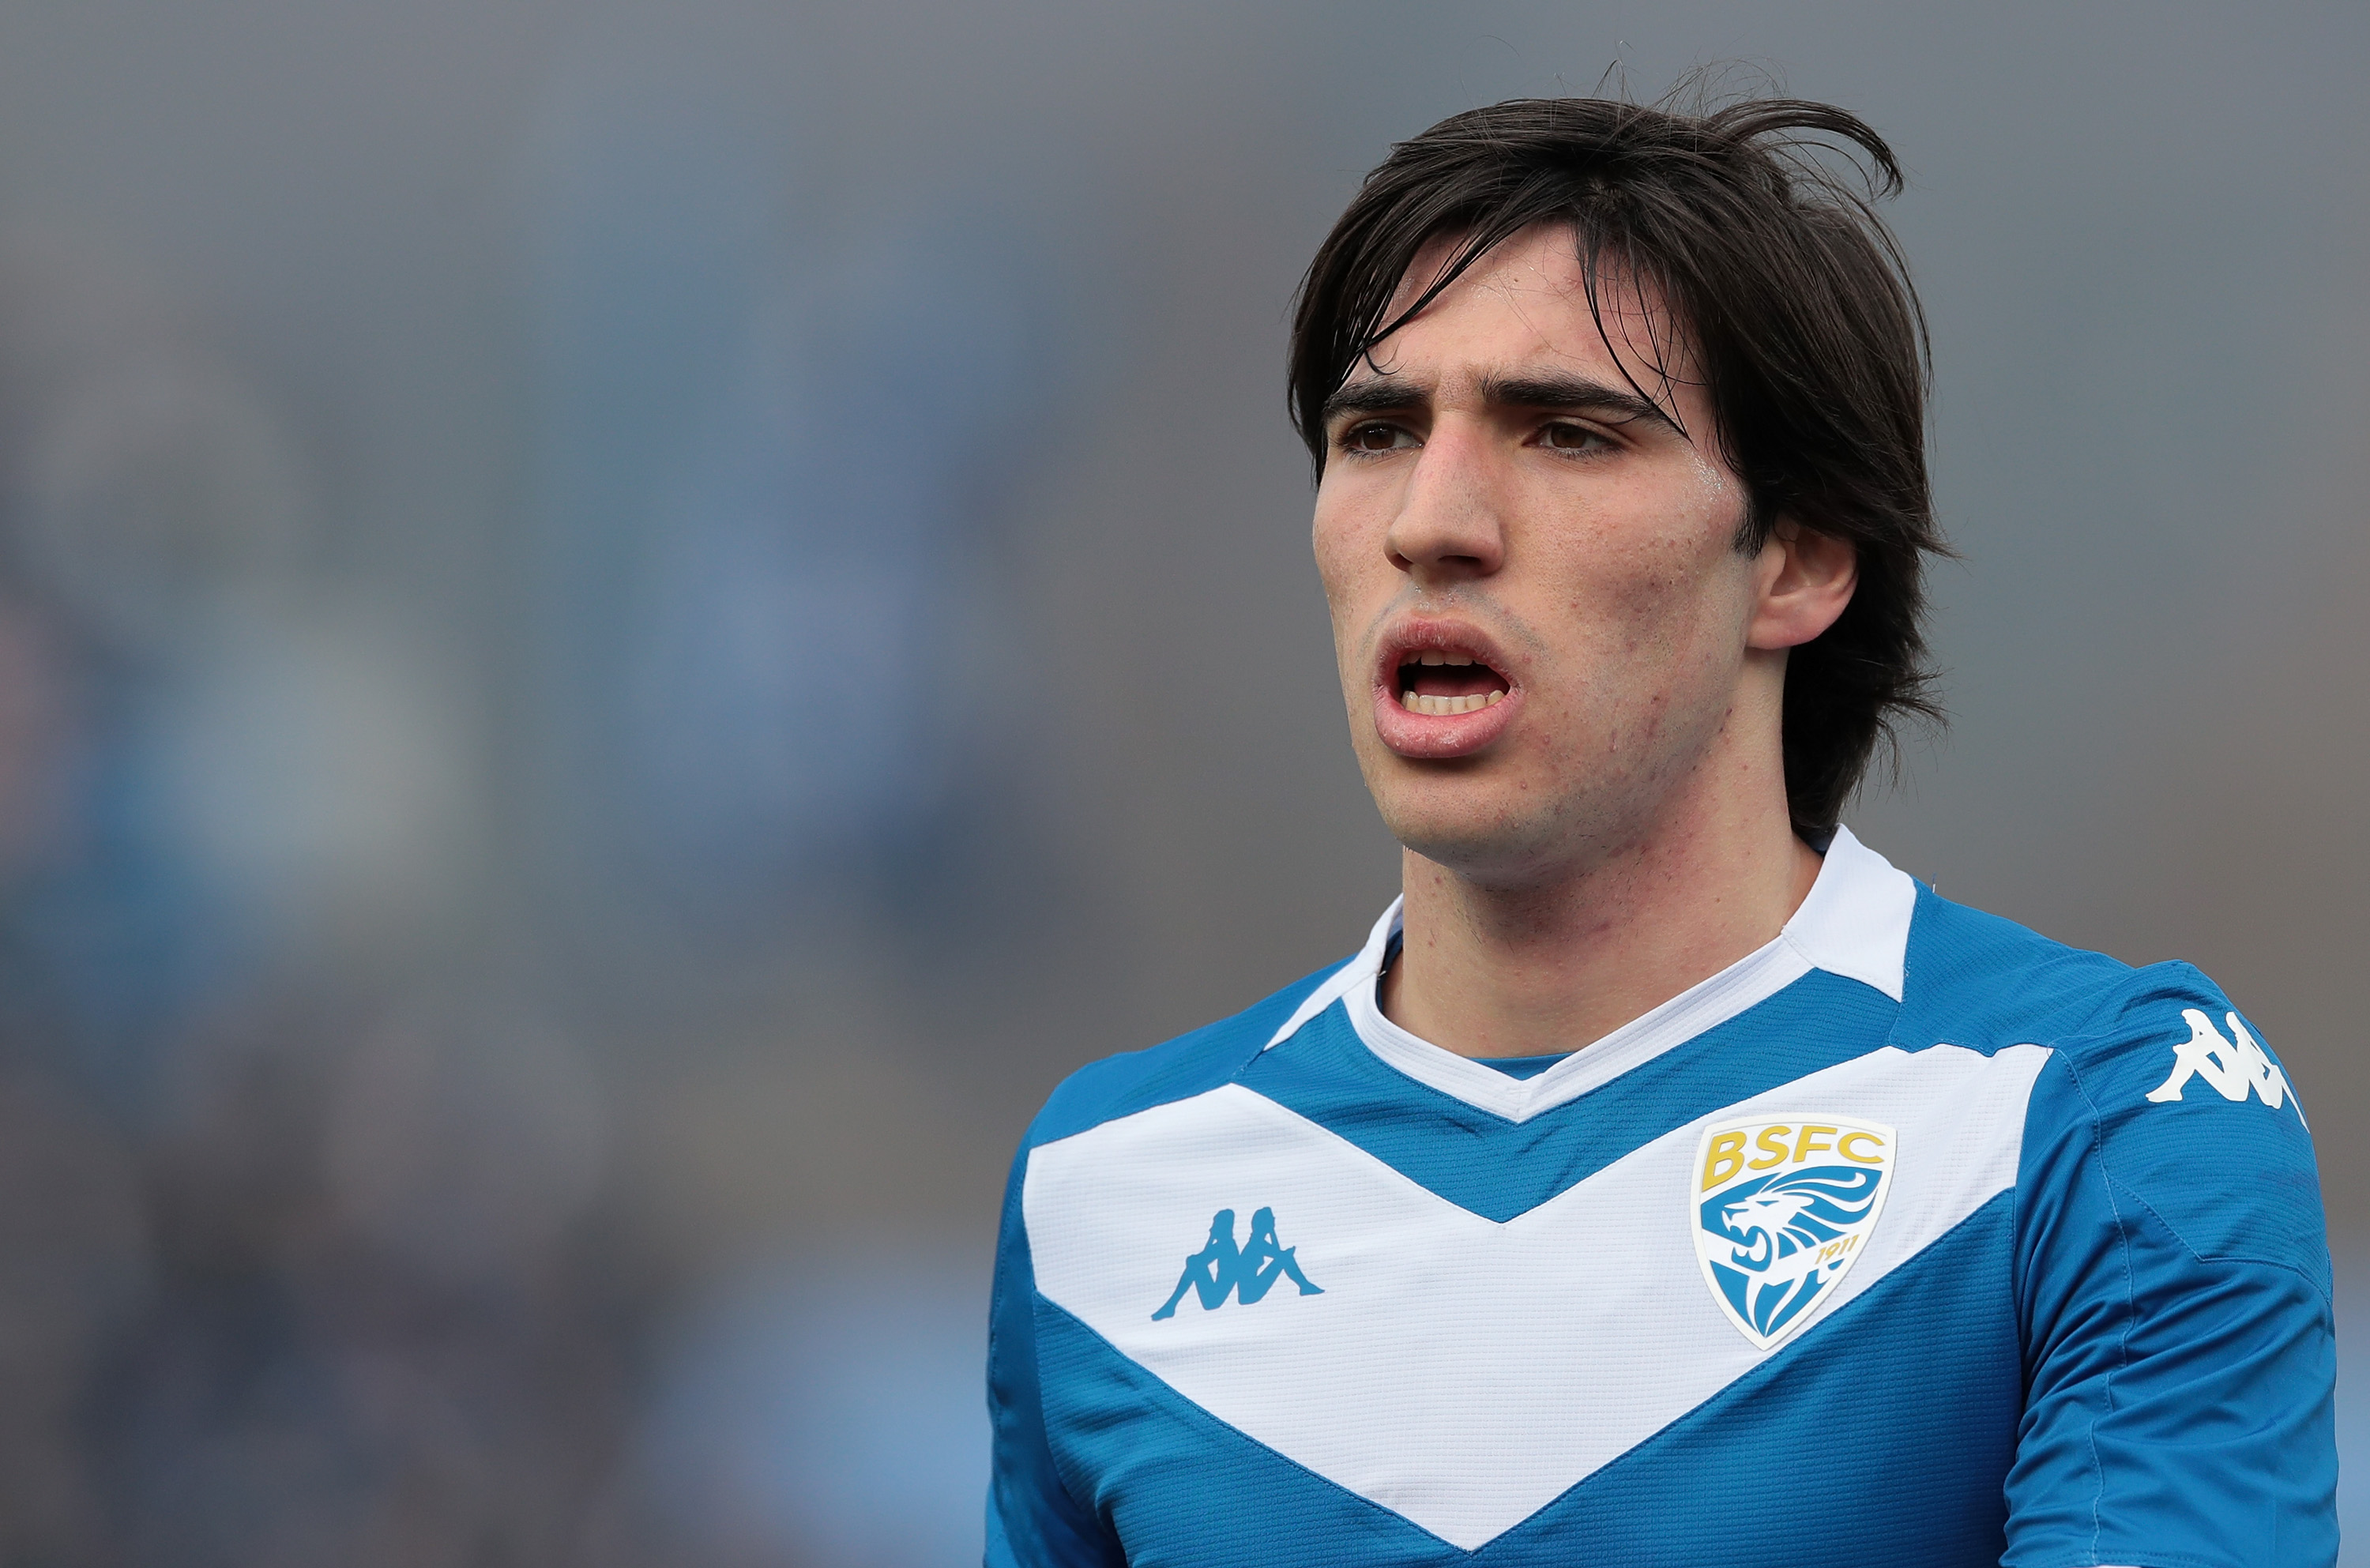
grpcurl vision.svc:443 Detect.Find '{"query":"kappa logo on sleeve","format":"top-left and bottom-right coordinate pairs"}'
top-left (1151, 1206), bottom-right (1324, 1321)
top-left (1691, 1117), bottom-right (1894, 1351)
top-left (2144, 1007), bottom-right (2305, 1125)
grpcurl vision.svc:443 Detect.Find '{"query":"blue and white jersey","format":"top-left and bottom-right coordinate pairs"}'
top-left (985, 829), bottom-right (2337, 1567)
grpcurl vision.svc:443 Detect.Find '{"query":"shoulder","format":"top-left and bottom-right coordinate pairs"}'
top-left (1905, 885), bottom-right (2326, 1288)
top-left (1902, 880), bottom-right (2306, 1117)
top-left (1895, 882), bottom-right (2303, 1094)
top-left (1020, 957), bottom-right (1356, 1151)
top-left (1894, 882), bottom-right (2138, 1052)
top-left (2048, 957), bottom-right (2324, 1289)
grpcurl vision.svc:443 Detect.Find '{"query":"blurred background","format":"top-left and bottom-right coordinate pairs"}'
top-left (0, 0), bottom-right (2357, 1561)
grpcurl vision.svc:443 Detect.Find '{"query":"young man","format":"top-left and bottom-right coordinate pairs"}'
top-left (986, 96), bottom-right (2336, 1567)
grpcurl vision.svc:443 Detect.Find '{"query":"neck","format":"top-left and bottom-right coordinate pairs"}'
top-left (1378, 765), bottom-right (1821, 1061)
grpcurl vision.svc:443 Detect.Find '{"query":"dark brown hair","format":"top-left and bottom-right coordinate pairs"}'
top-left (1288, 94), bottom-right (1946, 838)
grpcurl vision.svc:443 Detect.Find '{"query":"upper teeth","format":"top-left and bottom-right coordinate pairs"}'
top-left (1400, 690), bottom-right (1505, 716)
top-left (1416, 652), bottom-right (1474, 666)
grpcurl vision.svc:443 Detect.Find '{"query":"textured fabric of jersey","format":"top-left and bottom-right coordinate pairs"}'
top-left (984, 829), bottom-right (2337, 1567)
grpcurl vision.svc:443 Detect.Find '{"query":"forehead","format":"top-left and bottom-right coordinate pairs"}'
top-left (1361, 223), bottom-right (1699, 403)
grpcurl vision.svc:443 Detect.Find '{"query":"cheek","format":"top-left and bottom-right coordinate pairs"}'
top-left (1311, 512), bottom-right (1377, 689)
top-left (1311, 499), bottom-right (1382, 616)
top-left (1538, 521), bottom-right (1755, 689)
top-left (1558, 537), bottom-right (1710, 646)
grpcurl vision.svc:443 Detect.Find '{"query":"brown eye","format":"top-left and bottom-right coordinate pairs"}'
top-left (1542, 422), bottom-right (1607, 452)
top-left (1346, 423), bottom-right (1412, 453)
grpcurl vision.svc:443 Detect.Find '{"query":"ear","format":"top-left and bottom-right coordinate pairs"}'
top-left (1746, 519), bottom-right (1857, 652)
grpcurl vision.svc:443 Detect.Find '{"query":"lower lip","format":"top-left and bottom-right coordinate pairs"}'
top-left (1371, 685), bottom-right (1521, 759)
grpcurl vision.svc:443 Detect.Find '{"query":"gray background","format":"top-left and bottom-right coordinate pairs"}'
top-left (0, 1), bottom-right (2356, 1561)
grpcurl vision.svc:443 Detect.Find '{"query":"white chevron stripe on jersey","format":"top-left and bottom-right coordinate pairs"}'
top-left (1025, 1041), bottom-right (2051, 1551)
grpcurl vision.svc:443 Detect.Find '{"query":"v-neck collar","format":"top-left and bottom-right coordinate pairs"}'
top-left (1262, 825), bottom-right (1917, 1124)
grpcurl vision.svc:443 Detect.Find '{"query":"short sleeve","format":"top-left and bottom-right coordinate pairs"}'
top-left (2006, 964), bottom-right (2338, 1568)
top-left (986, 1140), bottom-right (1126, 1568)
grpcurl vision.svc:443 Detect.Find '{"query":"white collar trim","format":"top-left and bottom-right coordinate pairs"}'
top-left (1261, 896), bottom-right (1405, 1055)
top-left (1262, 825), bottom-right (1917, 1124)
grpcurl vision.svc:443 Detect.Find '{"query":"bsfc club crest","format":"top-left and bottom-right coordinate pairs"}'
top-left (1691, 1115), bottom-right (1895, 1351)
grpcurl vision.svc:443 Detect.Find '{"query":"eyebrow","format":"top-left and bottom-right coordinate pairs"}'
top-left (1320, 370), bottom-right (1681, 434)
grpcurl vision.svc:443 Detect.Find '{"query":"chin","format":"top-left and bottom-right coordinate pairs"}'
top-left (1376, 791), bottom-right (1571, 889)
top-left (1371, 750), bottom-right (1669, 889)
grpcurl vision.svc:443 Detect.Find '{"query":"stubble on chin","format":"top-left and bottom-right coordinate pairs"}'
top-left (1368, 744), bottom-right (1616, 893)
top-left (1366, 683), bottom-right (1730, 895)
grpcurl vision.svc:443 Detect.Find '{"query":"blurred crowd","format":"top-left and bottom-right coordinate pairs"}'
top-left (0, 225), bottom-right (621, 1564)
top-left (0, 55), bottom-right (1048, 1555)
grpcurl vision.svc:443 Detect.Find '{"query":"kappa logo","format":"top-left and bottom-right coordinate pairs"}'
top-left (1691, 1116), bottom-right (1894, 1351)
top-left (1151, 1205), bottom-right (1323, 1320)
top-left (2146, 1008), bottom-right (2304, 1125)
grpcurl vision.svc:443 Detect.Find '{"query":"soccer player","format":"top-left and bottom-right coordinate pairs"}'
top-left (985, 95), bottom-right (2336, 1567)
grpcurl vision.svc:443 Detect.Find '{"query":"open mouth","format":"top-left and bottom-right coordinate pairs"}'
top-left (1371, 622), bottom-right (1521, 759)
top-left (1394, 649), bottom-right (1512, 716)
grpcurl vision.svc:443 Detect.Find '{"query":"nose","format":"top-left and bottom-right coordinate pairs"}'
top-left (1382, 420), bottom-right (1507, 585)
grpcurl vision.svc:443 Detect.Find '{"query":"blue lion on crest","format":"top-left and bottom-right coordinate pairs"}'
top-left (1699, 1164), bottom-right (1883, 1337)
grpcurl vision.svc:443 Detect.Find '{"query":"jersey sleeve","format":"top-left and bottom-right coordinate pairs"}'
top-left (2005, 963), bottom-right (2338, 1568)
top-left (985, 1139), bottom-right (1125, 1568)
